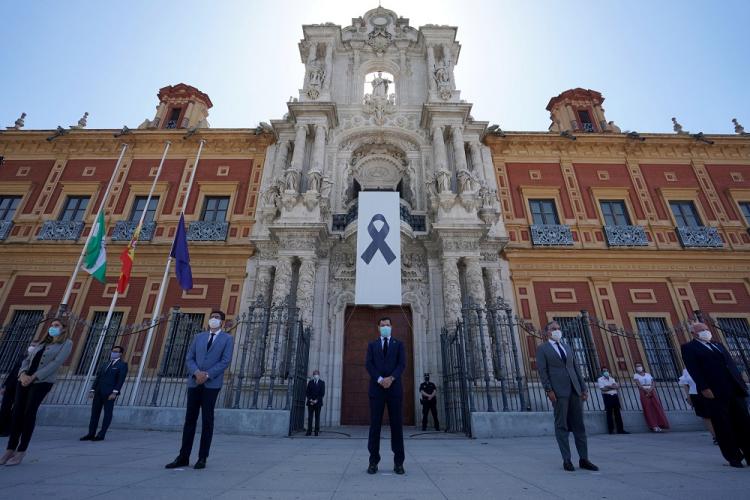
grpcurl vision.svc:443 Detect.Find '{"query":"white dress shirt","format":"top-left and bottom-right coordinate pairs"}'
top-left (547, 339), bottom-right (567, 358)
top-left (633, 372), bottom-right (653, 388)
top-left (377, 336), bottom-right (391, 383)
top-left (597, 375), bottom-right (618, 395)
top-left (678, 368), bottom-right (697, 395)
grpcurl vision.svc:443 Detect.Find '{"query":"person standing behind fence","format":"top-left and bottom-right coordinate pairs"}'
top-left (597, 367), bottom-right (628, 435)
top-left (165, 310), bottom-right (233, 471)
top-left (678, 367), bottom-right (716, 444)
top-left (536, 321), bottom-right (598, 472)
top-left (305, 370), bottom-right (324, 436)
top-left (81, 345), bottom-right (128, 442)
top-left (419, 373), bottom-right (440, 432)
top-left (633, 362), bottom-right (670, 432)
top-left (0, 342), bottom-right (37, 437)
top-left (681, 322), bottom-right (750, 468)
top-left (1, 319), bottom-right (72, 466)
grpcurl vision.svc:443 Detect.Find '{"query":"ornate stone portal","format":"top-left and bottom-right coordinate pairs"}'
top-left (244, 7), bottom-right (510, 426)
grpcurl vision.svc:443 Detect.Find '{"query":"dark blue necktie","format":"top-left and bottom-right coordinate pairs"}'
top-left (555, 342), bottom-right (567, 364)
top-left (207, 333), bottom-right (215, 351)
top-left (383, 338), bottom-right (389, 358)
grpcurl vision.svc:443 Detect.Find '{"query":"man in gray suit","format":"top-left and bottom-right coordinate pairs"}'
top-left (536, 321), bottom-right (598, 472)
top-left (166, 310), bottom-right (234, 470)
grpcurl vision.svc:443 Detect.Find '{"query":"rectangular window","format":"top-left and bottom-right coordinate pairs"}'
top-left (76, 311), bottom-right (124, 375)
top-left (635, 317), bottom-right (680, 380)
top-left (669, 200), bottom-right (702, 228)
top-left (577, 110), bottom-right (594, 132)
top-left (529, 199), bottom-right (560, 225)
top-left (166, 108), bottom-right (181, 129)
top-left (600, 200), bottom-right (631, 226)
top-left (552, 316), bottom-right (597, 380)
top-left (59, 196), bottom-right (90, 222)
top-left (201, 196), bottom-right (229, 222)
top-left (0, 310), bottom-right (45, 372)
top-left (161, 313), bottom-right (205, 377)
top-left (739, 201), bottom-right (750, 226)
top-left (129, 196), bottom-right (159, 223)
top-left (0, 196), bottom-right (22, 221)
top-left (716, 318), bottom-right (750, 377)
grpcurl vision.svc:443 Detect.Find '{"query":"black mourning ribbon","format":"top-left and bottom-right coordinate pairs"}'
top-left (361, 214), bottom-right (396, 265)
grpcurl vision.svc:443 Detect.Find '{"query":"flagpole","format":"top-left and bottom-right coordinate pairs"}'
top-left (60, 143), bottom-right (129, 313)
top-left (130, 139), bottom-right (205, 405)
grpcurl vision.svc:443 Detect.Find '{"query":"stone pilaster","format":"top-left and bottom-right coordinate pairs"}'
top-left (469, 141), bottom-right (485, 181)
top-left (323, 43), bottom-right (333, 91)
top-left (274, 140), bottom-right (290, 175)
top-left (451, 125), bottom-right (467, 172)
top-left (296, 257), bottom-right (318, 327)
top-left (311, 124), bottom-right (327, 172)
top-left (254, 265), bottom-right (274, 304)
top-left (426, 45), bottom-right (437, 92)
top-left (463, 256), bottom-right (486, 305)
top-left (441, 256), bottom-right (462, 328)
top-left (432, 125), bottom-right (448, 172)
top-left (290, 124), bottom-right (308, 172)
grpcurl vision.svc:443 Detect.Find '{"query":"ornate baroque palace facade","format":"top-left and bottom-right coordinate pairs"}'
top-left (1, 7), bottom-right (749, 427)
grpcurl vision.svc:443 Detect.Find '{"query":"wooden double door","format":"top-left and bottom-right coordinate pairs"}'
top-left (341, 305), bottom-right (414, 426)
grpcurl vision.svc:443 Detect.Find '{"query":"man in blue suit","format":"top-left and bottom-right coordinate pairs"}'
top-left (166, 310), bottom-right (234, 470)
top-left (81, 345), bottom-right (128, 441)
top-left (366, 317), bottom-right (406, 475)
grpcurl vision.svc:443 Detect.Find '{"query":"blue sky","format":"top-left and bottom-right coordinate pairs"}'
top-left (1, 0), bottom-right (748, 134)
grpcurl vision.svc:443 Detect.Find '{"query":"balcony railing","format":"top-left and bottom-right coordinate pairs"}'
top-left (603, 225), bottom-right (649, 247)
top-left (675, 226), bottom-right (723, 248)
top-left (331, 200), bottom-right (427, 233)
top-left (187, 221), bottom-right (229, 241)
top-left (530, 224), bottom-right (574, 246)
top-left (0, 221), bottom-right (13, 241)
top-left (37, 220), bottom-right (85, 241)
top-left (111, 221), bottom-right (156, 242)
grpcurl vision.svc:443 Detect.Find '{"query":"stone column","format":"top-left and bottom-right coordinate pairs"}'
top-left (274, 140), bottom-right (290, 175)
top-left (289, 125), bottom-right (308, 172)
top-left (182, 102), bottom-right (195, 128)
top-left (451, 125), bottom-right (468, 172)
top-left (441, 256), bottom-right (462, 328)
top-left (465, 256), bottom-right (494, 378)
top-left (432, 125), bottom-right (448, 172)
top-left (485, 267), bottom-right (503, 302)
top-left (254, 265), bottom-right (274, 304)
top-left (296, 257), bottom-right (317, 327)
top-left (311, 124), bottom-right (327, 172)
top-left (323, 42), bottom-right (333, 91)
top-left (271, 256), bottom-right (293, 306)
top-left (469, 141), bottom-right (486, 181)
top-left (464, 257), bottom-right (486, 306)
top-left (426, 45), bottom-right (437, 92)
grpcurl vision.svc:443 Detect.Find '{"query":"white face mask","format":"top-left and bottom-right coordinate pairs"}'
top-left (550, 330), bottom-right (563, 342)
top-left (698, 330), bottom-right (712, 342)
top-left (27, 346), bottom-right (35, 354)
top-left (313, 375), bottom-right (319, 381)
top-left (208, 318), bottom-right (222, 330)
top-left (636, 366), bottom-right (644, 373)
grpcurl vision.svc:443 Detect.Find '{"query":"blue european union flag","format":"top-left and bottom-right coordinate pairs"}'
top-left (170, 213), bottom-right (193, 290)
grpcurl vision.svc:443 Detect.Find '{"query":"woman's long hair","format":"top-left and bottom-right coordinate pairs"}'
top-left (40, 317), bottom-right (69, 345)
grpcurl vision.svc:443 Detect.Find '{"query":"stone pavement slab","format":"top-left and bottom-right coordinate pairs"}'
top-left (0, 426), bottom-right (746, 499)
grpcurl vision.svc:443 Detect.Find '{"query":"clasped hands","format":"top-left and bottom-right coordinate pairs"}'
top-left (19, 373), bottom-right (36, 387)
top-left (379, 376), bottom-right (395, 389)
top-left (194, 370), bottom-right (210, 385)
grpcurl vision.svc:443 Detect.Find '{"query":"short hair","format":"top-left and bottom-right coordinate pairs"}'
top-left (210, 310), bottom-right (226, 321)
top-left (378, 317), bottom-right (392, 326)
top-left (112, 345), bottom-right (124, 353)
top-left (545, 321), bottom-right (558, 332)
top-left (690, 322), bottom-right (708, 334)
top-left (601, 366), bottom-right (608, 371)
top-left (312, 369), bottom-right (320, 375)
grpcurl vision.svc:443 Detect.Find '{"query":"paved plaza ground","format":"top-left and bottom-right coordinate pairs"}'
top-left (0, 426), bottom-right (747, 499)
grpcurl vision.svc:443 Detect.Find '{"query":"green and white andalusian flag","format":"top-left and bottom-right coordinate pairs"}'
top-left (82, 211), bottom-right (107, 283)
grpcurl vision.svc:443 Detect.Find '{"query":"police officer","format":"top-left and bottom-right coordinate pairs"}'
top-left (419, 373), bottom-right (440, 431)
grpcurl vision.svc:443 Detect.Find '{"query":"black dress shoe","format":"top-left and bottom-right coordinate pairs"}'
top-left (394, 464), bottom-right (405, 475)
top-left (305, 431), bottom-right (312, 436)
top-left (579, 459), bottom-right (599, 471)
top-left (729, 461), bottom-right (744, 468)
top-left (80, 434), bottom-right (95, 441)
top-left (165, 457), bottom-right (189, 469)
top-left (617, 430), bottom-right (630, 434)
top-left (421, 427), bottom-right (427, 432)
top-left (563, 460), bottom-right (575, 471)
top-left (367, 463), bottom-right (378, 474)
top-left (314, 431), bottom-right (319, 436)
top-left (92, 435), bottom-right (105, 441)
top-left (194, 458), bottom-right (206, 469)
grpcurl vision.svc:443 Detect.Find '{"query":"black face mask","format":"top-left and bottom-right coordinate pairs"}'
top-left (424, 377), bottom-right (429, 382)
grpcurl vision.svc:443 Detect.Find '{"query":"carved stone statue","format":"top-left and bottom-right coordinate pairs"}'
top-left (70, 112), bottom-right (89, 129)
top-left (434, 58), bottom-right (452, 100)
top-left (371, 72), bottom-right (391, 98)
top-left (672, 117), bottom-right (687, 135)
top-left (457, 169), bottom-right (478, 194)
top-left (436, 168), bottom-right (452, 193)
top-left (7, 112), bottom-right (26, 130)
top-left (306, 59), bottom-right (325, 100)
top-left (283, 168), bottom-right (301, 193)
top-left (478, 184), bottom-right (496, 209)
top-left (733, 118), bottom-right (746, 135)
top-left (307, 169), bottom-right (323, 193)
top-left (261, 181), bottom-right (282, 208)
top-left (320, 177), bottom-right (333, 199)
top-left (607, 121), bottom-right (621, 133)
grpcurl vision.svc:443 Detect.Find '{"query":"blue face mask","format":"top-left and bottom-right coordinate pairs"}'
top-left (110, 352), bottom-right (121, 361)
top-left (48, 326), bottom-right (61, 337)
top-left (602, 371), bottom-right (610, 378)
top-left (379, 326), bottom-right (391, 338)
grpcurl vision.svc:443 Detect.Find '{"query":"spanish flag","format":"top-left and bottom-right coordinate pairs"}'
top-left (117, 222), bottom-right (141, 294)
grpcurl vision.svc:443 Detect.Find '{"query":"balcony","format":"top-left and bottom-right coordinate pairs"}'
top-left (530, 224), bottom-right (574, 246)
top-left (675, 226), bottom-right (723, 248)
top-left (0, 221), bottom-right (13, 241)
top-left (603, 225), bottom-right (649, 247)
top-left (37, 220), bottom-right (85, 241)
top-left (111, 221), bottom-right (156, 242)
top-left (331, 200), bottom-right (427, 233)
top-left (187, 221), bottom-right (229, 241)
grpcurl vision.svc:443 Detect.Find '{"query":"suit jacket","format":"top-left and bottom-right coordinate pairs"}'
top-left (91, 358), bottom-right (128, 396)
top-left (365, 337), bottom-right (406, 398)
top-left (185, 330), bottom-right (234, 389)
top-left (306, 379), bottom-right (325, 406)
top-left (19, 340), bottom-right (73, 384)
top-left (681, 339), bottom-right (747, 400)
top-left (536, 340), bottom-right (586, 398)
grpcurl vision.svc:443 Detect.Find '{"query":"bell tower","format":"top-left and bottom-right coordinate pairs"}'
top-left (138, 83), bottom-right (212, 130)
top-left (546, 88), bottom-right (617, 133)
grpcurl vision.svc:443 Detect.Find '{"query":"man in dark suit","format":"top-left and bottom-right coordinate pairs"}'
top-left (419, 373), bottom-right (439, 431)
top-left (81, 345), bottom-right (128, 441)
top-left (681, 322), bottom-right (750, 468)
top-left (306, 369), bottom-right (325, 436)
top-left (536, 321), bottom-right (598, 472)
top-left (366, 316), bottom-right (406, 475)
top-left (166, 310), bottom-right (234, 470)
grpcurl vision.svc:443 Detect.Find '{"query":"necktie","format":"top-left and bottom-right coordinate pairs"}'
top-left (207, 333), bottom-right (215, 351)
top-left (555, 342), bottom-right (567, 364)
top-left (383, 338), bottom-right (389, 358)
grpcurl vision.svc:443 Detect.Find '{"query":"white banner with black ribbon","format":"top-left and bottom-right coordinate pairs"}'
top-left (355, 191), bottom-right (401, 305)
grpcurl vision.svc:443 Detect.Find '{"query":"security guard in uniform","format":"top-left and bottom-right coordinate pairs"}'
top-left (419, 373), bottom-right (440, 431)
